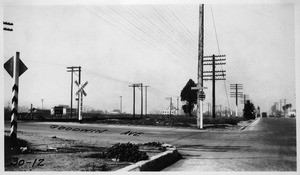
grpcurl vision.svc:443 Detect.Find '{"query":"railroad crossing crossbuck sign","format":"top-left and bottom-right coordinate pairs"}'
top-left (75, 81), bottom-right (88, 96)
top-left (75, 81), bottom-right (88, 122)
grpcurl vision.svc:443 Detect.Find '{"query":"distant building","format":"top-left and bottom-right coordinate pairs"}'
top-left (162, 104), bottom-right (178, 115)
top-left (110, 109), bottom-right (121, 115)
top-left (288, 109), bottom-right (296, 117)
top-left (51, 106), bottom-right (67, 116)
top-left (50, 105), bottom-right (76, 116)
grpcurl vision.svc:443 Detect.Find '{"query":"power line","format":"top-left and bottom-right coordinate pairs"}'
top-left (96, 6), bottom-right (198, 75)
top-left (210, 5), bottom-right (231, 112)
top-left (92, 6), bottom-right (194, 67)
top-left (21, 59), bottom-right (69, 67)
top-left (156, 6), bottom-right (196, 57)
top-left (165, 6), bottom-right (197, 45)
top-left (14, 57), bottom-right (179, 98)
top-left (150, 6), bottom-right (195, 59)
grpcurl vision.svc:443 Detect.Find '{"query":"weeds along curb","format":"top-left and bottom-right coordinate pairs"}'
top-left (117, 147), bottom-right (182, 171)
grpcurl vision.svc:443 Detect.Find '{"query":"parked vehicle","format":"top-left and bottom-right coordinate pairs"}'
top-left (262, 112), bottom-right (267, 118)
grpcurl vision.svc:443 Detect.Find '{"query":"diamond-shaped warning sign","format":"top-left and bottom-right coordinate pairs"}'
top-left (4, 56), bottom-right (27, 78)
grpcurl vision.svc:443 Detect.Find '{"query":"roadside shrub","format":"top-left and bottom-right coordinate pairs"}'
top-left (101, 142), bottom-right (149, 163)
top-left (203, 117), bottom-right (241, 125)
top-left (142, 142), bottom-right (162, 147)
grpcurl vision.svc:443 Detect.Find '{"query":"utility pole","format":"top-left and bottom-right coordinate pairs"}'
top-left (129, 83), bottom-right (143, 118)
top-left (3, 21), bottom-right (13, 31)
top-left (191, 4), bottom-right (205, 129)
top-left (144, 86), bottom-right (149, 116)
top-left (120, 96), bottom-right (122, 114)
top-left (207, 103), bottom-right (210, 117)
top-left (198, 4), bottom-right (204, 129)
top-left (165, 97), bottom-right (172, 117)
top-left (78, 66), bottom-right (82, 120)
top-left (41, 99), bottom-right (44, 109)
top-left (283, 99), bottom-right (286, 117)
top-left (203, 54), bottom-right (226, 118)
top-left (30, 104), bottom-right (33, 119)
top-left (243, 94), bottom-right (249, 105)
top-left (140, 83), bottom-right (143, 118)
top-left (230, 84), bottom-right (243, 116)
top-left (177, 97), bottom-right (179, 115)
top-left (67, 66), bottom-right (80, 118)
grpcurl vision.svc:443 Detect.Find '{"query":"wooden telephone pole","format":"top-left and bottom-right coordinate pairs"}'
top-left (194, 4), bottom-right (205, 129)
top-left (230, 84), bottom-right (243, 116)
top-left (203, 54), bottom-right (226, 118)
top-left (67, 66), bottom-right (81, 119)
top-left (129, 83), bottom-right (143, 118)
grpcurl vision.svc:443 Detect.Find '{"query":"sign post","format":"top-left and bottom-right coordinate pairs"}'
top-left (75, 81), bottom-right (88, 122)
top-left (191, 86), bottom-right (207, 129)
top-left (4, 52), bottom-right (27, 139)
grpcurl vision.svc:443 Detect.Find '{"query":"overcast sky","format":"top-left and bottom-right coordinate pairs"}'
top-left (2, 1), bottom-right (296, 114)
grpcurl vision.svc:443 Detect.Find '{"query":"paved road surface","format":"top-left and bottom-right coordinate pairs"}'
top-left (163, 117), bottom-right (296, 171)
top-left (4, 117), bottom-right (296, 171)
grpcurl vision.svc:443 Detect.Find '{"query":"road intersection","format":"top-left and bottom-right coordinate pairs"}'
top-left (4, 117), bottom-right (296, 171)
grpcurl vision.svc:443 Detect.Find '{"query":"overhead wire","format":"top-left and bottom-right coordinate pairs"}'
top-left (149, 6), bottom-right (195, 60)
top-left (18, 56), bottom-right (178, 99)
top-left (165, 6), bottom-right (197, 45)
top-left (210, 5), bottom-right (231, 111)
top-left (96, 5), bottom-right (196, 68)
top-left (119, 6), bottom-right (194, 64)
top-left (154, 5), bottom-right (196, 57)
top-left (98, 5), bottom-right (197, 74)
top-left (80, 5), bottom-right (200, 100)
top-left (161, 6), bottom-right (196, 58)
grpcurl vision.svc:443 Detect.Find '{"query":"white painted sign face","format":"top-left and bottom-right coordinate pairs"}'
top-left (76, 81), bottom-right (88, 96)
top-left (191, 86), bottom-right (207, 90)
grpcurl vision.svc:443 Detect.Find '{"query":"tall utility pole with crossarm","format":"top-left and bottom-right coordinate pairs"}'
top-left (192, 4), bottom-right (205, 129)
top-left (129, 83), bottom-right (143, 118)
top-left (165, 97), bottom-right (172, 117)
top-left (67, 66), bottom-right (81, 118)
top-left (203, 54), bottom-right (226, 118)
top-left (144, 85), bottom-right (149, 116)
top-left (230, 84), bottom-right (243, 116)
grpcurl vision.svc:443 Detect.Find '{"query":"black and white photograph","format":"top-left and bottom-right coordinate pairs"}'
top-left (1, 0), bottom-right (299, 173)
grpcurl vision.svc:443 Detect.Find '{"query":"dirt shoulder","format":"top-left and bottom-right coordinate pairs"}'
top-left (4, 119), bottom-right (253, 171)
top-left (5, 131), bottom-right (135, 171)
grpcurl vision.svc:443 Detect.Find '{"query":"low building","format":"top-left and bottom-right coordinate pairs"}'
top-left (51, 106), bottom-right (67, 116)
top-left (288, 109), bottom-right (296, 118)
top-left (110, 109), bottom-right (122, 115)
top-left (162, 104), bottom-right (178, 115)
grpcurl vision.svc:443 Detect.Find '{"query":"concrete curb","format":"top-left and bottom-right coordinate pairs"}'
top-left (117, 146), bottom-right (182, 171)
top-left (239, 117), bottom-right (261, 131)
